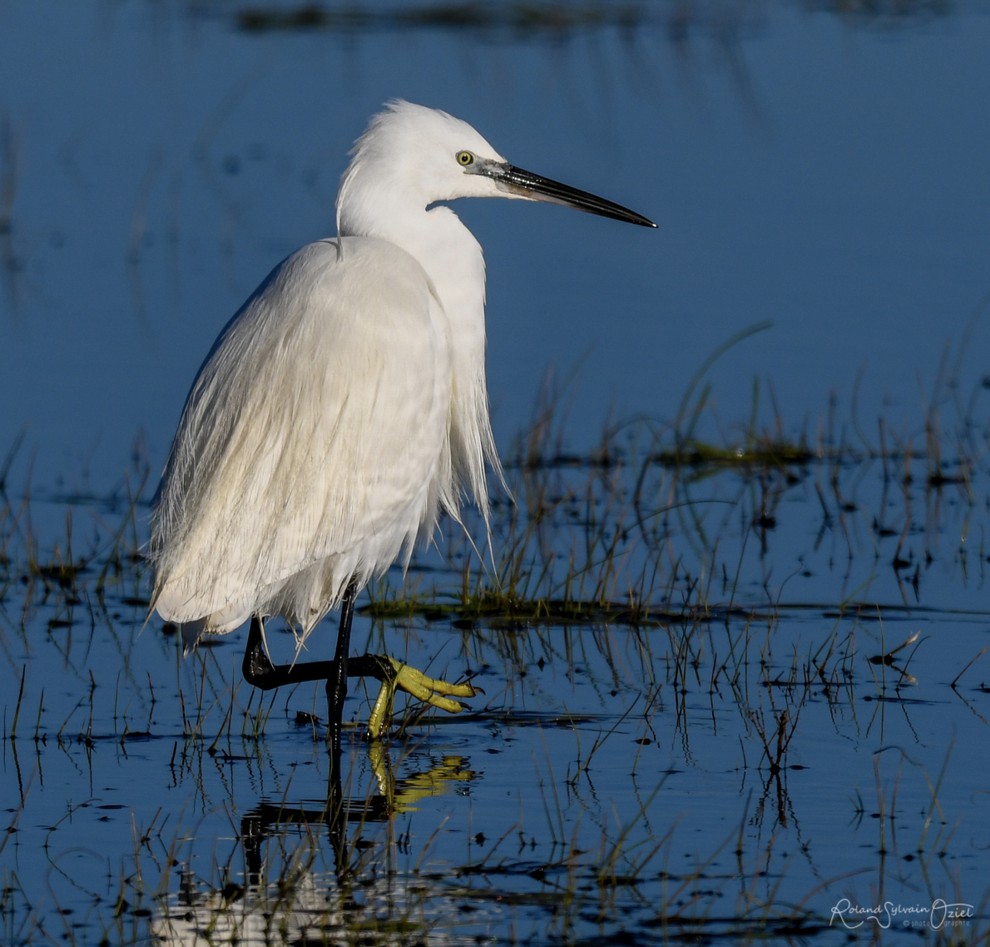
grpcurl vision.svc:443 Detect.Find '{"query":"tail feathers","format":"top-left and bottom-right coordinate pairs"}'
top-left (180, 618), bottom-right (207, 655)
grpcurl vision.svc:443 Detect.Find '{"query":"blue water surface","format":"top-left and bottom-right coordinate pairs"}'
top-left (2, 3), bottom-right (990, 945)
top-left (1, 1), bottom-right (989, 495)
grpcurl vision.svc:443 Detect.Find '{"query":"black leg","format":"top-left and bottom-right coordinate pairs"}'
top-left (239, 586), bottom-right (474, 753)
top-left (241, 584), bottom-right (397, 742)
top-left (325, 581), bottom-right (356, 758)
top-left (242, 616), bottom-right (397, 691)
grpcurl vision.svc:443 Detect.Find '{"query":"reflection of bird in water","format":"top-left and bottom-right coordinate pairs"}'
top-left (152, 871), bottom-right (485, 947)
top-left (150, 753), bottom-right (479, 945)
top-left (148, 100), bottom-right (655, 754)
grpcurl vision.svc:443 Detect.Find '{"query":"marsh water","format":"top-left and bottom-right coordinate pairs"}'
top-left (3, 2), bottom-right (990, 944)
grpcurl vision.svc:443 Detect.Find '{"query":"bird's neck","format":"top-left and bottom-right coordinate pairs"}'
top-left (343, 204), bottom-right (502, 520)
top-left (413, 208), bottom-right (502, 521)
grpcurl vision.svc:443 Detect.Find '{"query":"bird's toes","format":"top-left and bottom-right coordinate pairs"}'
top-left (390, 660), bottom-right (477, 710)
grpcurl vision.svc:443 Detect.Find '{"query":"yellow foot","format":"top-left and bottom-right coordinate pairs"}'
top-left (366, 657), bottom-right (477, 739)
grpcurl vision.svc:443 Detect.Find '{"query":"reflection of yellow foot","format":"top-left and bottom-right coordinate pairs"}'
top-left (367, 742), bottom-right (476, 813)
top-left (366, 657), bottom-right (477, 739)
top-left (393, 755), bottom-right (476, 812)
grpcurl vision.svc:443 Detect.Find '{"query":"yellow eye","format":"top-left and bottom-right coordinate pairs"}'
top-left (456, 150), bottom-right (474, 167)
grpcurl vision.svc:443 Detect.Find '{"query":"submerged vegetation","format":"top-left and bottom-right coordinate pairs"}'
top-left (1, 363), bottom-right (989, 944)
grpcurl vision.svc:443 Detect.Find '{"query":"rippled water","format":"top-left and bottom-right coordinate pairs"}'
top-left (4, 425), bottom-right (990, 943)
top-left (2, 2), bottom-right (990, 944)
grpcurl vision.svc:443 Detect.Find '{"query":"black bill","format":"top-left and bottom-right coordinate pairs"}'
top-left (483, 162), bottom-right (656, 228)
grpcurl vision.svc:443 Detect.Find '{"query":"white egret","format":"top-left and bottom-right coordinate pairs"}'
top-left (148, 100), bottom-right (655, 753)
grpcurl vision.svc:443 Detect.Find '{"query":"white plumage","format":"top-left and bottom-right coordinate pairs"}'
top-left (151, 239), bottom-right (456, 639)
top-left (147, 100), bottom-right (653, 737)
top-left (150, 103), bottom-right (504, 645)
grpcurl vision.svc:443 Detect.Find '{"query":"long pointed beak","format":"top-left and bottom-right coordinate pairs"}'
top-left (485, 162), bottom-right (656, 228)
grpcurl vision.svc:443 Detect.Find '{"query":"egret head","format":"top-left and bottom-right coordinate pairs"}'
top-left (337, 100), bottom-right (505, 235)
top-left (336, 100), bottom-right (655, 238)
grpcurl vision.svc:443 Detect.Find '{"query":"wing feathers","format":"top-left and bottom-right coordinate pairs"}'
top-left (150, 238), bottom-right (453, 635)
